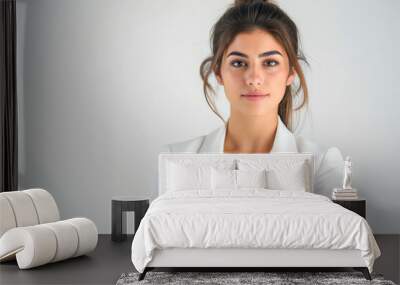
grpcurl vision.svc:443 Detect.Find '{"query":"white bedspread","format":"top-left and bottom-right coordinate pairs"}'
top-left (131, 189), bottom-right (381, 273)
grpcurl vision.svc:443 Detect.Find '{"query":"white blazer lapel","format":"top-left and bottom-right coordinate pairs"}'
top-left (270, 116), bottom-right (298, 153)
top-left (198, 123), bottom-right (227, 153)
top-left (198, 116), bottom-right (298, 153)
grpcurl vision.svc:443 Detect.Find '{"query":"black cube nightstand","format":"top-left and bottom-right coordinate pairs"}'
top-left (111, 196), bottom-right (150, 242)
top-left (332, 199), bottom-right (366, 219)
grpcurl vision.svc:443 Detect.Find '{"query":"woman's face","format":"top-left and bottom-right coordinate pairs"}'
top-left (216, 28), bottom-right (295, 117)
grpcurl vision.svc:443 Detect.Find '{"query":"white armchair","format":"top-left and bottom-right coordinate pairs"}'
top-left (0, 188), bottom-right (98, 269)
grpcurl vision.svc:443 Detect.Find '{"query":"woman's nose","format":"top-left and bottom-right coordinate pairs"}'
top-left (245, 66), bottom-right (264, 87)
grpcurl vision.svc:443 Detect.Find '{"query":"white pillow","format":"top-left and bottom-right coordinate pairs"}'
top-left (211, 168), bottom-right (237, 190)
top-left (236, 169), bottom-right (268, 188)
top-left (266, 162), bottom-right (309, 191)
top-left (211, 168), bottom-right (268, 190)
top-left (167, 162), bottom-right (211, 191)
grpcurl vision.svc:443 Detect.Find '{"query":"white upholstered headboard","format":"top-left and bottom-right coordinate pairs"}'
top-left (158, 153), bottom-right (314, 195)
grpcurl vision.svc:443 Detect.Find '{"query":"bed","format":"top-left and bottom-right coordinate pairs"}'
top-left (131, 153), bottom-right (381, 281)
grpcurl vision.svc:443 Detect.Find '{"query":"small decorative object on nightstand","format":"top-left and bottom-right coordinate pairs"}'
top-left (111, 195), bottom-right (150, 242)
top-left (332, 198), bottom-right (366, 219)
top-left (332, 156), bottom-right (360, 200)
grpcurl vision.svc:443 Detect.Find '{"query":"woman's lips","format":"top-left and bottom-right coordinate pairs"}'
top-left (241, 93), bottom-right (269, 101)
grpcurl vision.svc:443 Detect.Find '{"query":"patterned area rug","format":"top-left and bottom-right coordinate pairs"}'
top-left (116, 271), bottom-right (396, 285)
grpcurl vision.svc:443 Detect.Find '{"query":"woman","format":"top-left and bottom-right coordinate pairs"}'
top-left (162, 0), bottom-right (344, 197)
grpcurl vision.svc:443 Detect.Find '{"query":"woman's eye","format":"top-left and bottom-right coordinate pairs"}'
top-left (264, 60), bottom-right (279, 67)
top-left (230, 60), bottom-right (245, 68)
top-left (230, 60), bottom-right (279, 68)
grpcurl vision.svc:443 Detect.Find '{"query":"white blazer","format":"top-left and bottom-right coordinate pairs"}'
top-left (162, 116), bottom-right (344, 197)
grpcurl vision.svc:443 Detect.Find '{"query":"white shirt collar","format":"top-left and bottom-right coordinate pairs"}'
top-left (199, 116), bottom-right (298, 153)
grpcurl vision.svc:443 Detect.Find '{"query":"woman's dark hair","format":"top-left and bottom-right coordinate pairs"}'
top-left (199, 0), bottom-right (309, 130)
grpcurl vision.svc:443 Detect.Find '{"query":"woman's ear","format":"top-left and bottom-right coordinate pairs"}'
top-left (215, 71), bottom-right (223, 85)
top-left (286, 67), bottom-right (297, 86)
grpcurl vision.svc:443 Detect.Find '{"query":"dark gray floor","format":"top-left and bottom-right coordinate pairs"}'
top-left (0, 234), bottom-right (399, 285)
top-left (0, 235), bottom-right (134, 285)
top-left (374, 235), bottom-right (400, 284)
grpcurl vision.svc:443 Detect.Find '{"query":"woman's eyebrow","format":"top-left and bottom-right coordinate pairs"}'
top-left (227, 50), bottom-right (283, 58)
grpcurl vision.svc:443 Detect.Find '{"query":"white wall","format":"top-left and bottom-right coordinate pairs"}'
top-left (16, 0), bottom-right (400, 234)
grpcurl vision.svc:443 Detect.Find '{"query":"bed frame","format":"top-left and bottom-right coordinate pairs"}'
top-left (139, 248), bottom-right (371, 280)
top-left (137, 153), bottom-right (373, 281)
